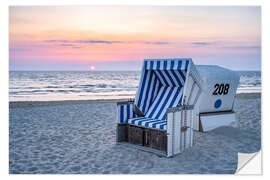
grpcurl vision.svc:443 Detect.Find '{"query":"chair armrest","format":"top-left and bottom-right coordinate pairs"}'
top-left (166, 105), bottom-right (194, 113)
top-left (117, 98), bottom-right (135, 105)
top-left (117, 99), bottom-right (136, 124)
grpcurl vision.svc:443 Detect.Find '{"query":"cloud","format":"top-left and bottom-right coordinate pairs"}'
top-left (59, 44), bottom-right (76, 46)
top-left (222, 45), bottom-right (261, 49)
top-left (191, 42), bottom-right (212, 46)
top-left (45, 40), bottom-right (124, 44)
top-left (44, 39), bottom-right (170, 45)
top-left (58, 43), bottom-right (82, 48)
top-left (189, 41), bottom-right (261, 50)
top-left (77, 40), bottom-right (124, 44)
top-left (44, 40), bottom-right (71, 43)
top-left (143, 41), bottom-right (169, 45)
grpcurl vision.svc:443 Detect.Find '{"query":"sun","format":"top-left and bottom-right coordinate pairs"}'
top-left (90, 66), bottom-right (95, 70)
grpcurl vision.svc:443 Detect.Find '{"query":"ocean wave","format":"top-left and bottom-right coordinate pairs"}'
top-left (9, 71), bottom-right (261, 101)
top-left (9, 87), bottom-right (137, 95)
top-left (66, 84), bottom-right (95, 88)
top-left (45, 86), bottom-right (61, 88)
top-left (96, 84), bottom-right (107, 88)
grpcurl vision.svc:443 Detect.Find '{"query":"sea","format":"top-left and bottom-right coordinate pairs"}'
top-left (9, 71), bottom-right (261, 102)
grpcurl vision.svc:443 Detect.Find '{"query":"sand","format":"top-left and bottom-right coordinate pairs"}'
top-left (9, 93), bottom-right (261, 174)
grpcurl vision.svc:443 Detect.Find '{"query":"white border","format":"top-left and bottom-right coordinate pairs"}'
top-left (1, 0), bottom-right (267, 179)
top-left (4, 0), bottom-right (264, 6)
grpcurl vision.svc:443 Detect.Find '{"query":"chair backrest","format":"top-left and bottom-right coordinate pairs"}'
top-left (135, 58), bottom-right (194, 120)
top-left (145, 86), bottom-right (183, 120)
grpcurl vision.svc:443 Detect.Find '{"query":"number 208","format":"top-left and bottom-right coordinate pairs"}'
top-left (213, 83), bottom-right (230, 95)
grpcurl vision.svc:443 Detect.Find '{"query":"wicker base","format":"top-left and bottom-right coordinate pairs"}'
top-left (117, 124), bottom-right (167, 152)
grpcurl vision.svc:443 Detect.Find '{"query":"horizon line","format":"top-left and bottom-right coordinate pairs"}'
top-left (9, 69), bottom-right (261, 72)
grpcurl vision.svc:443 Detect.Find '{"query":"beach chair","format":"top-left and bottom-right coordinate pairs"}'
top-left (116, 58), bottom-right (203, 157)
top-left (195, 65), bottom-right (240, 132)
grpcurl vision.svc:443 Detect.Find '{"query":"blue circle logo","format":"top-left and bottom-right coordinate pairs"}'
top-left (214, 99), bottom-right (222, 109)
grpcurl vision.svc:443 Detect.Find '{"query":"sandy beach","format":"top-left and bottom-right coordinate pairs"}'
top-left (9, 93), bottom-right (261, 174)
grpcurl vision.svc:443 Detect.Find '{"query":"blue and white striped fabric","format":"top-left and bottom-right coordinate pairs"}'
top-left (118, 103), bottom-right (137, 123)
top-left (146, 59), bottom-right (189, 87)
top-left (145, 58), bottom-right (190, 71)
top-left (118, 59), bottom-right (191, 130)
top-left (128, 117), bottom-right (167, 130)
top-left (135, 59), bottom-right (190, 116)
top-left (135, 68), bottom-right (160, 115)
top-left (146, 86), bottom-right (183, 120)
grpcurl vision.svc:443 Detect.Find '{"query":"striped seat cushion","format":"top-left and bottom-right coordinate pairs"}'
top-left (128, 117), bottom-right (167, 130)
top-left (126, 86), bottom-right (183, 130)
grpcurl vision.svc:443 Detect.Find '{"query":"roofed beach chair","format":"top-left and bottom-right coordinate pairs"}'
top-left (195, 65), bottom-right (240, 132)
top-left (116, 58), bottom-right (203, 157)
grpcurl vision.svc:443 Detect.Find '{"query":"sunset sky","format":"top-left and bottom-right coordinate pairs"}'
top-left (9, 6), bottom-right (261, 71)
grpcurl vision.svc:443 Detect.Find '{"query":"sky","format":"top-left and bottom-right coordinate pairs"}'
top-left (9, 6), bottom-right (261, 71)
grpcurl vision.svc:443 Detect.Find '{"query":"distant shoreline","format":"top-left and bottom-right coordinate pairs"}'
top-left (9, 98), bottom-right (131, 108)
top-left (9, 70), bottom-right (261, 72)
top-left (9, 92), bottom-right (261, 109)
